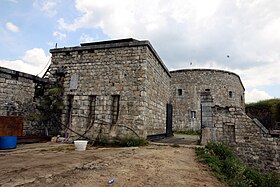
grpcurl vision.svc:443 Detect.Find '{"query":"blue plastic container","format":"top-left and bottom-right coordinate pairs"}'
top-left (0, 136), bottom-right (17, 150)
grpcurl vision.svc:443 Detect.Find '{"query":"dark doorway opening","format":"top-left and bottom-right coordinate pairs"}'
top-left (166, 103), bottom-right (173, 137)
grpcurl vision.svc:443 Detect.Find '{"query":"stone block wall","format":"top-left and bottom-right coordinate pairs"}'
top-left (170, 69), bottom-right (245, 131)
top-left (49, 39), bottom-right (170, 140)
top-left (0, 70), bottom-right (34, 116)
top-left (143, 47), bottom-right (171, 135)
top-left (212, 106), bottom-right (280, 171)
top-left (0, 67), bottom-right (53, 136)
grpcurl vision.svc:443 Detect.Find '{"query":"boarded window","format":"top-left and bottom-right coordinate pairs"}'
top-left (87, 96), bottom-right (96, 128)
top-left (70, 73), bottom-right (79, 90)
top-left (191, 111), bottom-right (196, 119)
top-left (112, 95), bottom-right (120, 124)
top-left (66, 95), bottom-right (74, 125)
top-left (178, 89), bottom-right (182, 96)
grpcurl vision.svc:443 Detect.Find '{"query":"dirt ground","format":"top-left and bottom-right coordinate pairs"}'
top-left (0, 138), bottom-right (226, 187)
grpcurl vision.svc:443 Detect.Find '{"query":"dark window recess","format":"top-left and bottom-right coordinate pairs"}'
top-left (66, 95), bottom-right (74, 126)
top-left (87, 49), bottom-right (95, 53)
top-left (205, 89), bottom-right (210, 92)
top-left (112, 95), bottom-right (120, 124)
top-left (11, 72), bottom-right (19, 80)
top-left (87, 96), bottom-right (96, 128)
top-left (56, 67), bottom-right (65, 76)
top-left (241, 95), bottom-right (243, 101)
top-left (191, 111), bottom-right (196, 119)
top-left (178, 89), bottom-right (183, 96)
top-left (34, 84), bottom-right (44, 98)
top-left (229, 91), bottom-right (233, 98)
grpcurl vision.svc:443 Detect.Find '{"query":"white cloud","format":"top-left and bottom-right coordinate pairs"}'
top-left (53, 31), bottom-right (66, 41)
top-left (5, 22), bottom-right (19, 32)
top-left (234, 60), bottom-right (280, 88)
top-left (0, 48), bottom-right (50, 77)
top-left (57, 0), bottom-right (280, 68)
top-left (56, 0), bottom-right (280, 100)
top-left (245, 88), bottom-right (273, 103)
top-left (33, 0), bottom-right (58, 17)
top-left (79, 33), bottom-right (96, 43)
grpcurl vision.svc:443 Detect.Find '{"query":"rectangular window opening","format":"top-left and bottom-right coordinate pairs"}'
top-left (112, 95), bottom-right (120, 124)
top-left (229, 91), bottom-right (233, 98)
top-left (191, 111), bottom-right (196, 119)
top-left (205, 89), bottom-right (210, 92)
top-left (34, 84), bottom-right (45, 99)
top-left (178, 89), bottom-right (183, 96)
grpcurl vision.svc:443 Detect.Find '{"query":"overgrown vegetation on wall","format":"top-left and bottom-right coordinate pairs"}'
top-left (246, 99), bottom-right (280, 130)
top-left (28, 85), bottom-right (64, 134)
top-left (196, 143), bottom-right (280, 187)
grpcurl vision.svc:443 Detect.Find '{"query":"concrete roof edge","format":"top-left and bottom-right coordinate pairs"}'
top-left (142, 40), bottom-right (171, 77)
top-left (0, 66), bottom-right (49, 84)
top-left (49, 38), bottom-right (171, 77)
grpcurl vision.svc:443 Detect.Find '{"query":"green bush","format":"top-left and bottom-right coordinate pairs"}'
top-left (196, 143), bottom-right (280, 187)
top-left (246, 98), bottom-right (280, 129)
top-left (246, 98), bottom-right (280, 107)
top-left (118, 136), bottom-right (149, 147)
top-left (205, 142), bottom-right (235, 160)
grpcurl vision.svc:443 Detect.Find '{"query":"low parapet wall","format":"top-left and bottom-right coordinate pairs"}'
top-left (202, 105), bottom-right (280, 172)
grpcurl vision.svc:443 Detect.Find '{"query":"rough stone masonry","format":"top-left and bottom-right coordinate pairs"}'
top-left (48, 38), bottom-right (171, 140)
top-left (1, 38), bottom-right (279, 172)
top-left (0, 67), bottom-right (51, 136)
top-left (48, 38), bottom-right (246, 140)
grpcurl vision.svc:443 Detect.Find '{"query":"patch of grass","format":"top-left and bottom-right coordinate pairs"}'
top-left (174, 130), bottom-right (201, 136)
top-left (196, 143), bottom-right (280, 187)
top-left (117, 136), bottom-right (149, 147)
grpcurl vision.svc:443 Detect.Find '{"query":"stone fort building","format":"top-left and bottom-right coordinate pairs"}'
top-left (2, 38), bottom-right (280, 171)
top-left (171, 69), bottom-right (245, 131)
top-left (48, 38), bottom-right (171, 139)
top-left (47, 38), bottom-right (245, 140)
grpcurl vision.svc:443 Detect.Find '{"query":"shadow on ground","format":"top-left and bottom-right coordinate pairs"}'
top-left (152, 134), bottom-right (200, 145)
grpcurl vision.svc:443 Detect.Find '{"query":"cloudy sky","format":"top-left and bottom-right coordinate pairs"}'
top-left (1, 0), bottom-right (279, 103)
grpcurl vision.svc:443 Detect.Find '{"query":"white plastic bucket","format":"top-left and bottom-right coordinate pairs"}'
top-left (74, 140), bottom-right (88, 151)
